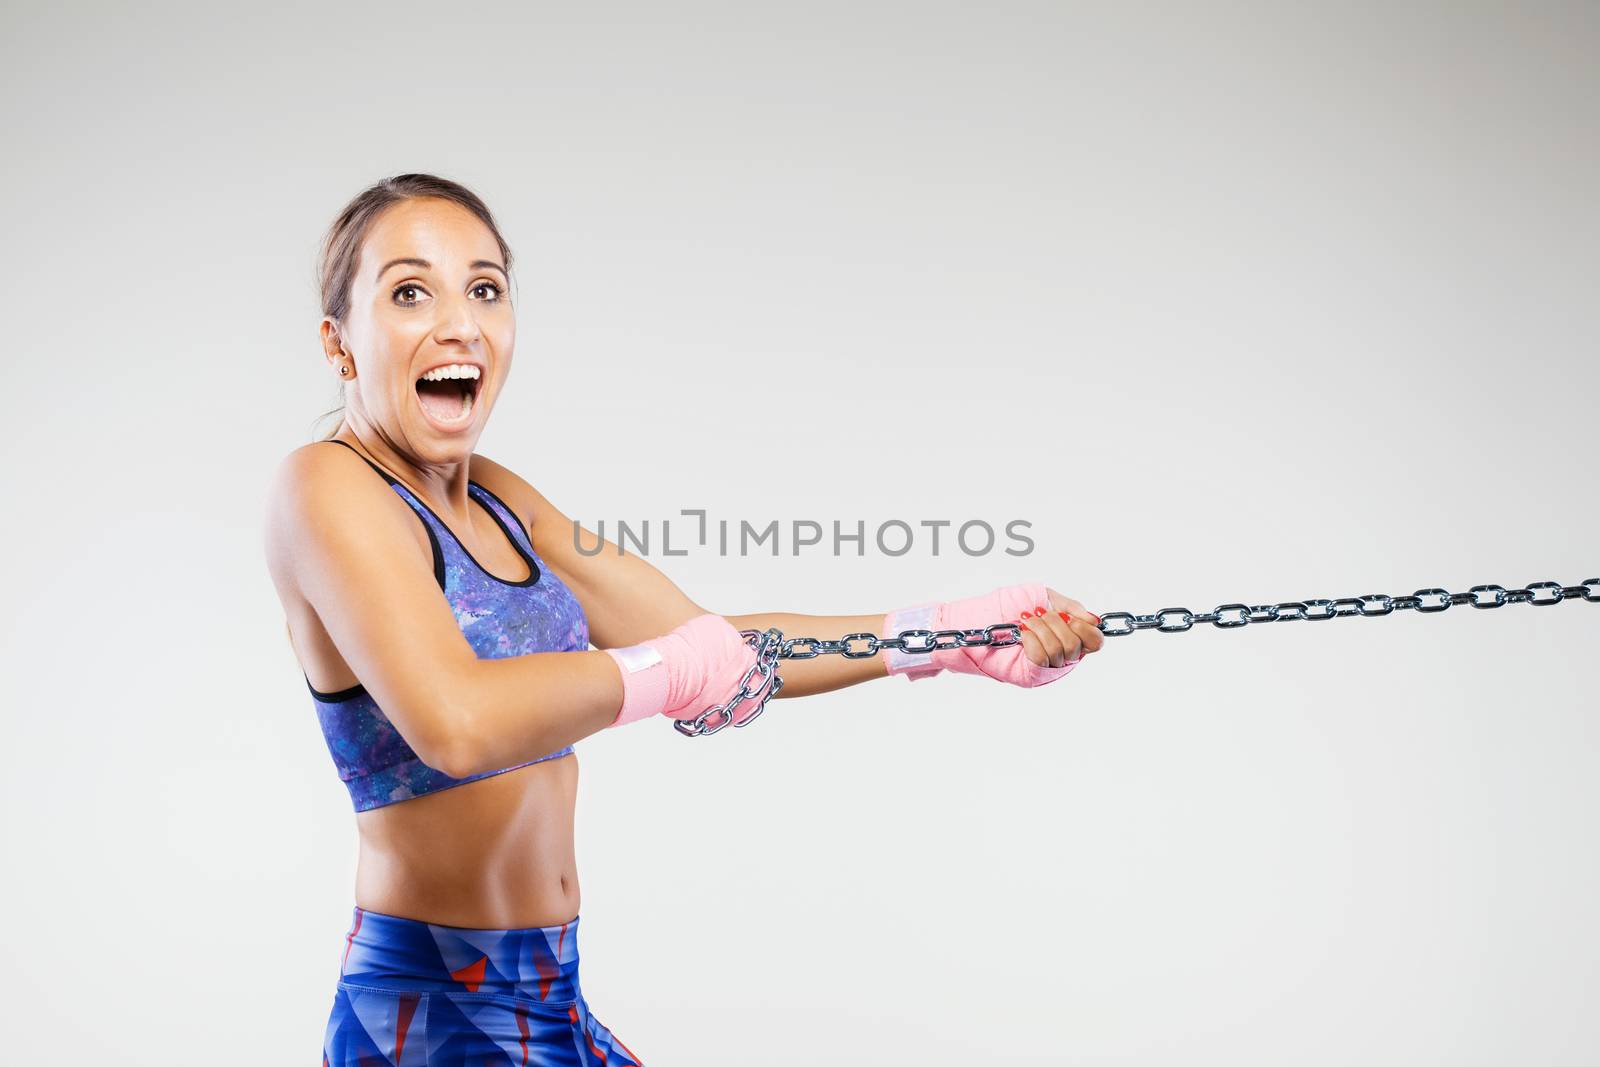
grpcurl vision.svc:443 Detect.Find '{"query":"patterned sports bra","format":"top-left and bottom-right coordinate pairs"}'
top-left (306, 439), bottom-right (589, 812)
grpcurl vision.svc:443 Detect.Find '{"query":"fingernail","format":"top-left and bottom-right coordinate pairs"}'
top-left (1020, 610), bottom-right (1032, 618)
top-left (1092, 613), bottom-right (1101, 623)
top-left (1059, 611), bottom-right (1071, 622)
top-left (1018, 622), bottom-right (1030, 632)
top-left (1034, 604), bottom-right (1046, 614)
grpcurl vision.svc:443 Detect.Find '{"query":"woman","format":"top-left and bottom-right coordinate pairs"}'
top-left (263, 172), bottom-right (1105, 1066)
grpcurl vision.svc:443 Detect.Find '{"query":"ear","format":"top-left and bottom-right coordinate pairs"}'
top-left (319, 317), bottom-right (347, 364)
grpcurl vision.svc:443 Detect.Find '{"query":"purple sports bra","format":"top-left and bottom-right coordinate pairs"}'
top-left (306, 439), bottom-right (589, 811)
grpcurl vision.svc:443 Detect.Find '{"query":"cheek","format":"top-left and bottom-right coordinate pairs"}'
top-left (382, 312), bottom-right (433, 344)
top-left (492, 318), bottom-right (515, 350)
top-left (491, 327), bottom-right (514, 370)
top-left (370, 322), bottom-right (432, 377)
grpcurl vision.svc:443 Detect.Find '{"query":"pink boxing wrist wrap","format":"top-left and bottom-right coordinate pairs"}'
top-left (605, 643), bottom-right (671, 726)
top-left (604, 613), bottom-right (760, 727)
top-left (881, 582), bottom-right (1080, 689)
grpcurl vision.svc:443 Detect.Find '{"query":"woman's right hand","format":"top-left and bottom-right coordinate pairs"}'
top-left (605, 613), bottom-right (763, 728)
top-left (882, 581), bottom-right (1102, 688)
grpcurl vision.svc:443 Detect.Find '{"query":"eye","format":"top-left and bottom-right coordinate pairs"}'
top-left (472, 281), bottom-right (504, 302)
top-left (392, 283), bottom-right (427, 307)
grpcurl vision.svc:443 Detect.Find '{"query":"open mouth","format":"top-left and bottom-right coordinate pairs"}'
top-left (414, 364), bottom-right (482, 427)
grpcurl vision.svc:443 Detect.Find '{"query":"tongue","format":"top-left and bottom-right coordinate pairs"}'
top-left (417, 379), bottom-right (469, 423)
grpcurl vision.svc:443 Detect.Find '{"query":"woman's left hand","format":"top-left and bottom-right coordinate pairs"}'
top-left (1016, 586), bottom-right (1105, 669)
top-left (883, 580), bottom-right (1103, 688)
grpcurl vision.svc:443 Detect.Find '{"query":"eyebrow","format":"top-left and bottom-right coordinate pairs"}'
top-left (375, 257), bottom-right (508, 283)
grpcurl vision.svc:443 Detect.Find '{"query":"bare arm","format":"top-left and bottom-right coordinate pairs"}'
top-left (722, 611), bottom-right (891, 697)
top-left (267, 446), bottom-right (641, 780)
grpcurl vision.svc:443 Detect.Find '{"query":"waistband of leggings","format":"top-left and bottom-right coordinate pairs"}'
top-left (338, 905), bottom-right (584, 1004)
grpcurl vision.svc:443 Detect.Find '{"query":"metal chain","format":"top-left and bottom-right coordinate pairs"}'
top-left (673, 621), bottom-right (1027, 737)
top-left (1093, 577), bottom-right (1599, 635)
top-left (673, 577), bottom-right (1599, 737)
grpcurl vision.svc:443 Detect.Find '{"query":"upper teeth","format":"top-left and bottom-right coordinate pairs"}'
top-left (421, 364), bottom-right (482, 382)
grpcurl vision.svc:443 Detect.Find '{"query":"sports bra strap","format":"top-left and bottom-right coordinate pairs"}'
top-left (324, 437), bottom-right (398, 483)
top-left (465, 481), bottom-right (538, 559)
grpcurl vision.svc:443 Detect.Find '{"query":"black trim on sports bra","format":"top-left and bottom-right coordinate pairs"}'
top-left (466, 479), bottom-right (537, 554)
top-left (306, 676), bottom-right (365, 702)
top-left (465, 483), bottom-right (542, 588)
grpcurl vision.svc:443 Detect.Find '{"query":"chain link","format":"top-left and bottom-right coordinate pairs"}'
top-left (673, 577), bottom-right (1599, 737)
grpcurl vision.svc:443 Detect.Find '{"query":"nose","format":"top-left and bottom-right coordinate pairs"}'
top-left (431, 290), bottom-right (483, 347)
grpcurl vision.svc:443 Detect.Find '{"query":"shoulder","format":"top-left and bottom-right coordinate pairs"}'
top-left (270, 440), bottom-right (388, 507)
top-left (264, 441), bottom-right (416, 574)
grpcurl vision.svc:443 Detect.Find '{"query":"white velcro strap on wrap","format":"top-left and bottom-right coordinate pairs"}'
top-left (613, 643), bottom-right (663, 674)
top-left (882, 602), bottom-right (944, 680)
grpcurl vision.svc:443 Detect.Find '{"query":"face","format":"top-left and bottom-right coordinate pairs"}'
top-left (322, 197), bottom-right (513, 461)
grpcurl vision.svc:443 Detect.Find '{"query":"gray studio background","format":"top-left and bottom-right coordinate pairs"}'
top-left (1, 2), bottom-right (1595, 1064)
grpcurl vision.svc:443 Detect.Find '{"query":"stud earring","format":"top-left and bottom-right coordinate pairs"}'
top-left (338, 363), bottom-right (351, 377)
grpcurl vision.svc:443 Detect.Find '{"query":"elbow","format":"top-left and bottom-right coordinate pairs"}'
top-left (426, 711), bottom-right (485, 780)
top-left (418, 668), bottom-right (487, 780)
top-left (414, 661), bottom-right (564, 780)
top-left (432, 740), bottom-right (481, 781)
top-left (426, 695), bottom-right (488, 780)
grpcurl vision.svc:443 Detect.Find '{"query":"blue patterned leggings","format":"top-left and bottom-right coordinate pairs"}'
top-left (323, 905), bottom-right (644, 1066)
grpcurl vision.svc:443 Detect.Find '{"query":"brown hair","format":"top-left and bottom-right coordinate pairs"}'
top-left (309, 173), bottom-right (515, 439)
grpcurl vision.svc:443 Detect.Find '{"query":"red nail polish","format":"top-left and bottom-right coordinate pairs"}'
top-left (1018, 622), bottom-right (1030, 631)
top-left (1020, 610), bottom-right (1032, 618)
top-left (1034, 604), bottom-right (1046, 614)
top-left (1059, 611), bottom-right (1071, 622)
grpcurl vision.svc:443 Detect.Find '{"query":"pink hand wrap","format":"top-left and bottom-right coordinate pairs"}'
top-left (605, 614), bottom-right (761, 727)
top-left (881, 581), bottom-right (1081, 688)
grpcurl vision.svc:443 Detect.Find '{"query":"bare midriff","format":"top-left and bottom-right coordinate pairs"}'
top-left (351, 752), bottom-right (581, 929)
